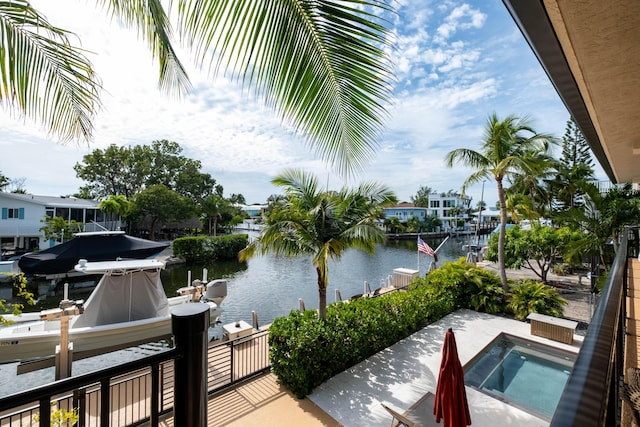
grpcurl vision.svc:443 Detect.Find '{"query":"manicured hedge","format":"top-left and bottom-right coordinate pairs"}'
top-left (269, 286), bottom-right (454, 398)
top-left (172, 234), bottom-right (248, 263)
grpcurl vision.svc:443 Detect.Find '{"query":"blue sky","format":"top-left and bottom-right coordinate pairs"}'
top-left (0, 0), bottom-right (605, 208)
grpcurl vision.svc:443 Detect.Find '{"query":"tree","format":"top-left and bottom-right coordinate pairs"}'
top-left (411, 186), bottom-right (433, 207)
top-left (239, 169), bottom-right (397, 320)
top-left (74, 141), bottom-right (218, 199)
top-left (131, 184), bottom-right (194, 240)
top-left (201, 195), bottom-right (229, 236)
top-left (506, 147), bottom-right (557, 218)
top-left (550, 117), bottom-right (595, 210)
top-left (3, 1), bottom-right (395, 175)
top-left (484, 225), bottom-right (583, 283)
top-left (99, 195), bottom-right (132, 230)
top-left (0, 172), bottom-right (9, 191)
top-left (384, 216), bottom-right (404, 234)
top-left (229, 194), bottom-right (247, 205)
top-left (40, 216), bottom-right (83, 243)
top-left (445, 113), bottom-right (556, 291)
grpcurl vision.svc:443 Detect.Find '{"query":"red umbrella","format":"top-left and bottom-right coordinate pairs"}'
top-left (434, 328), bottom-right (472, 426)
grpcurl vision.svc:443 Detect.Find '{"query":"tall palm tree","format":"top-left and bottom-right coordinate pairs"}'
top-left (239, 169), bottom-right (397, 320)
top-left (445, 113), bottom-right (556, 290)
top-left (1, 1), bottom-right (395, 174)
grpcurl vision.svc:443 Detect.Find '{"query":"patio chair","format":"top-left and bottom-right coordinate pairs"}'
top-left (380, 403), bottom-right (419, 427)
top-left (622, 367), bottom-right (640, 426)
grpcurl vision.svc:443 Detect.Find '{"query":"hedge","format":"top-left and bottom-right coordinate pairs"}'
top-left (269, 285), bottom-right (454, 398)
top-left (172, 234), bottom-right (248, 263)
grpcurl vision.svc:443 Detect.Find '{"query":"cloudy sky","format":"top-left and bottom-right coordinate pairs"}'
top-left (1, 0), bottom-right (605, 207)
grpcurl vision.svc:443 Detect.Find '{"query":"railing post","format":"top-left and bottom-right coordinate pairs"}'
top-left (171, 304), bottom-right (210, 427)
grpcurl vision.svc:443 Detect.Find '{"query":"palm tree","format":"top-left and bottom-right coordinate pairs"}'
top-left (239, 169), bottom-right (397, 320)
top-left (445, 113), bottom-right (556, 290)
top-left (2, 1), bottom-right (395, 174)
top-left (201, 195), bottom-right (227, 236)
top-left (98, 195), bottom-right (132, 231)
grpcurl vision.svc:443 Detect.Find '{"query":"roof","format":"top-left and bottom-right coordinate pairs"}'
top-left (0, 192), bottom-right (99, 208)
top-left (502, 0), bottom-right (640, 184)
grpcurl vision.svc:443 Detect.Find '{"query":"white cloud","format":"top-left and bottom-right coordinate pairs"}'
top-left (1, 0), bottom-right (597, 209)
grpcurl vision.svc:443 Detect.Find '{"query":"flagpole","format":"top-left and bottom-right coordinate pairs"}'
top-left (417, 235), bottom-right (420, 272)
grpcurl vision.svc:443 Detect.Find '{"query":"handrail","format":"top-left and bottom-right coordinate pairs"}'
top-left (550, 232), bottom-right (628, 426)
top-left (0, 348), bottom-right (179, 412)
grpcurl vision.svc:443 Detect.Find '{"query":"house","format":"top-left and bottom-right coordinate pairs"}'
top-left (427, 193), bottom-right (472, 231)
top-left (382, 202), bottom-right (429, 223)
top-left (502, 1), bottom-right (639, 425)
top-left (0, 192), bottom-right (115, 256)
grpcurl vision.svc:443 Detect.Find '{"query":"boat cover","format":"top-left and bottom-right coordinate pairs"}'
top-left (73, 268), bottom-right (169, 328)
top-left (18, 233), bottom-right (169, 275)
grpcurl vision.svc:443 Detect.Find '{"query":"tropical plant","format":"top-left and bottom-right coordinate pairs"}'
top-left (201, 195), bottom-right (228, 236)
top-left (0, 273), bottom-right (35, 326)
top-left (411, 186), bottom-right (433, 207)
top-left (445, 113), bottom-right (557, 290)
top-left (3, 1), bottom-right (395, 176)
top-left (98, 194), bottom-right (131, 230)
top-left (484, 225), bottom-right (584, 283)
top-left (239, 169), bottom-right (397, 320)
top-left (40, 216), bottom-right (83, 243)
top-left (416, 258), bottom-right (506, 313)
top-left (507, 279), bottom-right (567, 320)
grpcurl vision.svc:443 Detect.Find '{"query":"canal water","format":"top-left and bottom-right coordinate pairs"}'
top-left (0, 233), bottom-right (482, 396)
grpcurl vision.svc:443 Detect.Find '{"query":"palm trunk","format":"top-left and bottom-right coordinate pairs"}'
top-left (497, 179), bottom-right (509, 291)
top-left (316, 266), bottom-right (327, 320)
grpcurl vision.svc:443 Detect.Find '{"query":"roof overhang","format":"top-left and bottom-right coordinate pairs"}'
top-left (502, 0), bottom-right (640, 184)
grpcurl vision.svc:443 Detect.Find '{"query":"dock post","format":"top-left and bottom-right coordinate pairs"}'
top-left (171, 304), bottom-right (209, 427)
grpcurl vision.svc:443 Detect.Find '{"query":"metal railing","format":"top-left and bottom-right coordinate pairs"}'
top-left (550, 230), bottom-right (633, 426)
top-left (0, 322), bottom-right (271, 426)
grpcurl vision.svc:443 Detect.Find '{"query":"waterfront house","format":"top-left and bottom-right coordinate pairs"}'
top-left (0, 192), bottom-right (116, 257)
top-left (382, 203), bottom-right (428, 223)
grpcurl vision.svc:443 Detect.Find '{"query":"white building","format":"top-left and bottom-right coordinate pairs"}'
top-left (427, 193), bottom-right (472, 229)
top-left (0, 193), bottom-right (115, 257)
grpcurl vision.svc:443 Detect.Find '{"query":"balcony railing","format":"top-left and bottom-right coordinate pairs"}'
top-left (0, 307), bottom-right (270, 427)
top-left (551, 229), bottom-right (636, 426)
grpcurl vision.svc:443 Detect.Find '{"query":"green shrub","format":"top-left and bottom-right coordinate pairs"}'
top-left (268, 259), bottom-right (510, 398)
top-left (172, 234), bottom-right (248, 263)
top-left (269, 289), bottom-right (450, 398)
top-left (507, 279), bottom-right (567, 320)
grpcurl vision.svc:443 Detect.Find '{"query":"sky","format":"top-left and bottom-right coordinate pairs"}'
top-left (0, 0), bottom-right (606, 208)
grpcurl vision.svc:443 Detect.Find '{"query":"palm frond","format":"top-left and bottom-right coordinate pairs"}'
top-left (96, 0), bottom-right (192, 97)
top-left (176, 0), bottom-right (396, 175)
top-left (0, 0), bottom-right (102, 141)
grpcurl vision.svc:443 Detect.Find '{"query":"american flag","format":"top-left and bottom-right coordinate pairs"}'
top-left (417, 237), bottom-right (437, 260)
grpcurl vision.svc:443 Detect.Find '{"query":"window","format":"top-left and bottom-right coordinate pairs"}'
top-left (1, 207), bottom-right (24, 220)
top-left (430, 200), bottom-right (440, 208)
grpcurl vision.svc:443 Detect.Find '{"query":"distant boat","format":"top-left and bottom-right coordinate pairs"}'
top-left (0, 258), bottom-right (227, 363)
top-left (18, 231), bottom-right (169, 277)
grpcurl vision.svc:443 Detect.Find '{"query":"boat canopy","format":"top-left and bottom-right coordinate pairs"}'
top-left (18, 232), bottom-right (169, 275)
top-left (73, 260), bottom-right (169, 328)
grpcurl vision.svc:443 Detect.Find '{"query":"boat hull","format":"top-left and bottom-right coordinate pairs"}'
top-left (0, 301), bottom-right (221, 363)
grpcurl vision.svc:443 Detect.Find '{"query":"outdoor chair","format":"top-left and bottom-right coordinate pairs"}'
top-left (622, 367), bottom-right (640, 426)
top-left (380, 403), bottom-right (419, 427)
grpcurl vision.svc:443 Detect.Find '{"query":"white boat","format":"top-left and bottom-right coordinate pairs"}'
top-left (0, 258), bottom-right (227, 363)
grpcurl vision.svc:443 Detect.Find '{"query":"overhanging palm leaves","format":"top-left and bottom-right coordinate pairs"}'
top-left (240, 169), bottom-right (397, 319)
top-left (3, 0), bottom-right (395, 175)
top-left (0, 0), bottom-right (102, 142)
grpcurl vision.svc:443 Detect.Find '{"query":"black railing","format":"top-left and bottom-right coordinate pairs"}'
top-left (0, 306), bottom-right (271, 426)
top-left (551, 231), bottom-right (630, 426)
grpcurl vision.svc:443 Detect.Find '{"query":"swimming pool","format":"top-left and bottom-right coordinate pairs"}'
top-left (464, 333), bottom-right (576, 419)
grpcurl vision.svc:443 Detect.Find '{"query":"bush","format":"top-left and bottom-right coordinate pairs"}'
top-left (172, 234), bottom-right (248, 263)
top-left (269, 289), bottom-right (450, 398)
top-left (269, 258), bottom-right (507, 398)
top-left (507, 279), bottom-right (567, 320)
